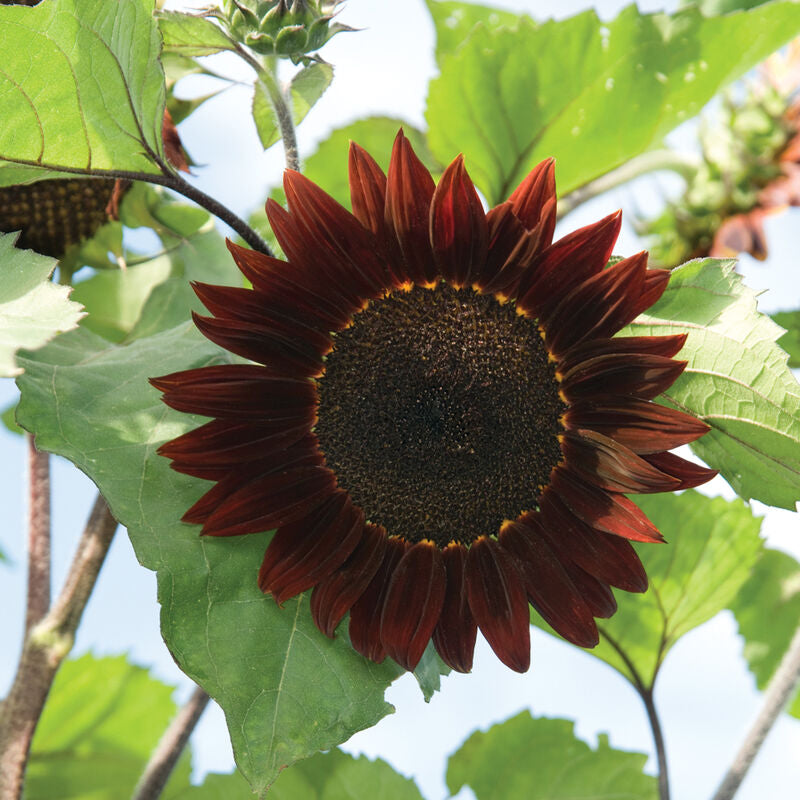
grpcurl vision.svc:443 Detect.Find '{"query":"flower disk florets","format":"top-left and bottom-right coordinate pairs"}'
top-left (152, 131), bottom-right (716, 674)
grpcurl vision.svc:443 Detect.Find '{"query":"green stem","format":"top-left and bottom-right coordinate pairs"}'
top-left (557, 150), bottom-right (701, 219)
top-left (254, 60), bottom-right (300, 171)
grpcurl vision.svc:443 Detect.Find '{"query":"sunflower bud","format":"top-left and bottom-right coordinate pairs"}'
top-left (642, 43), bottom-right (800, 265)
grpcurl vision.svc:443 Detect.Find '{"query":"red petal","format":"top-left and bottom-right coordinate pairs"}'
top-left (557, 334), bottom-right (688, 376)
top-left (517, 211), bottom-right (622, 314)
top-left (192, 312), bottom-right (324, 376)
top-left (536, 495), bottom-right (648, 593)
top-left (466, 536), bottom-right (531, 672)
top-left (549, 468), bottom-right (664, 543)
top-left (432, 543), bottom-right (478, 673)
top-left (559, 353), bottom-right (687, 402)
top-left (430, 155), bottom-right (488, 287)
top-left (542, 252), bottom-right (648, 356)
top-left (564, 397), bottom-right (710, 454)
top-left (499, 519), bottom-right (598, 648)
top-left (310, 524), bottom-right (387, 637)
top-left (349, 141), bottom-right (388, 238)
top-left (643, 451), bottom-right (718, 489)
top-left (507, 157), bottom-right (556, 239)
top-left (201, 465), bottom-right (336, 537)
top-left (258, 491), bottom-right (364, 604)
top-left (380, 541), bottom-right (447, 671)
top-left (284, 170), bottom-right (393, 296)
top-left (561, 564), bottom-right (617, 619)
top-left (384, 130), bottom-right (437, 284)
top-left (633, 268), bottom-right (671, 315)
top-left (349, 535), bottom-right (408, 663)
top-left (560, 429), bottom-right (681, 493)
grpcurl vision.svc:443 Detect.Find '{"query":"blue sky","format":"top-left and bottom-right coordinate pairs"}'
top-left (2, 1), bottom-right (800, 798)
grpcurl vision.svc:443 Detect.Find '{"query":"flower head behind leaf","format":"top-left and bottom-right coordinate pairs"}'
top-left (152, 132), bottom-right (715, 673)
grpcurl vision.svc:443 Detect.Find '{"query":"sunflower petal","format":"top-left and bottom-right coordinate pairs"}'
top-left (384, 129), bottom-right (437, 284)
top-left (499, 519), bottom-right (598, 648)
top-left (430, 155), bottom-right (488, 288)
top-left (310, 524), bottom-right (387, 638)
top-left (432, 542), bottom-right (478, 673)
top-left (380, 541), bottom-right (447, 670)
top-left (466, 536), bottom-right (531, 672)
top-left (349, 535), bottom-right (408, 663)
top-left (507, 157), bottom-right (556, 238)
top-left (349, 141), bottom-right (388, 238)
top-left (258, 492), bottom-right (364, 604)
top-left (549, 469), bottom-right (664, 543)
top-left (560, 429), bottom-right (681, 493)
top-left (643, 451), bottom-right (718, 489)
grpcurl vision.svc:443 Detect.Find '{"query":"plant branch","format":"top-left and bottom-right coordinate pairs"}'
top-left (25, 436), bottom-right (50, 636)
top-left (0, 494), bottom-right (118, 799)
top-left (556, 150), bottom-right (701, 219)
top-left (711, 624), bottom-right (800, 800)
top-left (0, 157), bottom-right (272, 256)
top-left (255, 65), bottom-right (300, 172)
top-left (132, 686), bottom-right (211, 800)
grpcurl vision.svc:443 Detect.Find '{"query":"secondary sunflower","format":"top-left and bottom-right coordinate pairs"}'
top-left (152, 131), bottom-right (715, 674)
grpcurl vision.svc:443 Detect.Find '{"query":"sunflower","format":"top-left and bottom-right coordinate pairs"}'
top-left (152, 132), bottom-right (715, 673)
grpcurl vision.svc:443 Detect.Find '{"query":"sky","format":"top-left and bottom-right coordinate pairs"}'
top-left (2, 1), bottom-right (800, 799)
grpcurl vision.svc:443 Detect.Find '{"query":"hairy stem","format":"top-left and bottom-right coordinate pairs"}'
top-left (557, 150), bottom-right (701, 219)
top-left (25, 437), bottom-right (50, 636)
top-left (641, 686), bottom-right (671, 800)
top-left (0, 495), bottom-right (118, 799)
top-left (132, 686), bottom-right (211, 800)
top-left (711, 624), bottom-right (800, 800)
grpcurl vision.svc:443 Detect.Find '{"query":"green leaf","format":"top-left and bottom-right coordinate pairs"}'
top-left (0, 0), bottom-right (166, 183)
top-left (627, 258), bottom-right (800, 510)
top-left (425, 2), bottom-right (800, 204)
top-left (0, 233), bottom-right (84, 377)
top-left (729, 547), bottom-right (800, 719)
top-left (71, 258), bottom-right (173, 343)
top-left (26, 653), bottom-right (191, 800)
top-left (270, 116), bottom-right (440, 211)
top-left (15, 323), bottom-right (410, 795)
top-left (687, 0), bottom-right (771, 13)
top-left (171, 750), bottom-right (424, 800)
top-left (552, 491), bottom-right (762, 689)
top-left (426, 0), bottom-right (519, 63)
top-left (446, 711), bottom-right (657, 800)
top-left (772, 310), bottom-right (800, 368)
top-left (158, 10), bottom-right (236, 56)
top-left (252, 64), bottom-right (334, 151)
top-left (1, 401), bottom-right (22, 436)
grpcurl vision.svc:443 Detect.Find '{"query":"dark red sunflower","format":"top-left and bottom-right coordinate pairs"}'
top-left (152, 131), bottom-right (716, 674)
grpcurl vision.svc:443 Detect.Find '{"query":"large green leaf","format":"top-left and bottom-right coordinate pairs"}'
top-left (0, 0), bottom-right (165, 185)
top-left (729, 547), bottom-right (800, 719)
top-left (26, 654), bottom-right (190, 800)
top-left (772, 310), bottom-right (800, 368)
top-left (446, 711), bottom-right (657, 800)
top-left (627, 258), bottom-right (800, 509)
top-left (158, 9), bottom-right (236, 57)
top-left (14, 322), bottom-right (444, 795)
top-left (0, 233), bottom-right (83, 377)
top-left (425, 1), bottom-right (800, 204)
top-left (426, 0), bottom-right (519, 63)
top-left (546, 491), bottom-right (762, 690)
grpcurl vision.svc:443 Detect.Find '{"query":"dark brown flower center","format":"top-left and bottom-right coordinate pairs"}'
top-left (315, 283), bottom-right (565, 548)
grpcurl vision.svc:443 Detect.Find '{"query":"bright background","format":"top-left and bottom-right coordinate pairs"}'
top-left (2, 1), bottom-right (800, 798)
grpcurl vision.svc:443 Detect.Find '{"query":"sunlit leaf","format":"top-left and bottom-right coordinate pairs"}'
top-left (627, 258), bottom-right (800, 509)
top-left (543, 491), bottom-right (763, 689)
top-left (426, 1), bottom-right (800, 203)
top-left (426, 0), bottom-right (518, 62)
top-left (14, 322), bottom-right (434, 794)
top-left (26, 654), bottom-right (191, 800)
top-left (772, 310), bottom-right (800, 368)
top-left (0, 233), bottom-right (84, 377)
top-left (158, 9), bottom-right (235, 57)
top-left (0, 0), bottom-right (166, 184)
top-left (446, 711), bottom-right (657, 800)
top-left (729, 547), bottom-right (800, 719)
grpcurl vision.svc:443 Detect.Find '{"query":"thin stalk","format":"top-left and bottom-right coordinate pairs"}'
top-left (711, 624), bottom-right (800, 800)
top-left (0, 495), bottom-right (118, 799)
top-left (641, 686), bottom-right (671, 800)
top-left (25, 436), bottom-right (50, 635)
top-left (556, 150), bottom-right (701, 219)
top-left (132, 686), bottom-right (211, 800)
